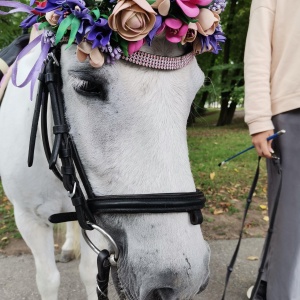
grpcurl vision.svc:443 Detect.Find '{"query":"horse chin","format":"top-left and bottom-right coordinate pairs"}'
top-left (101, 214), bottom-right (210, 300)
top-left (110, 267), bottom-right (128, 300)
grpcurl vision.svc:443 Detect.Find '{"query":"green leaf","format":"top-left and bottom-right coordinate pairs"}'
top-left (67, 17), bottom-right (81, 48)
top-left (85, 0), bottom-right (96, 6)
top-left (38, 22), bottom-right (50, 30)
top-left (55, 15), bottom-right (74, 45)
top-left (146, 0), bottom-right (156, 4)
top-left (91, 8), bottom-right (100, 20)
top-left (119, 38), bottom-right (128, 57)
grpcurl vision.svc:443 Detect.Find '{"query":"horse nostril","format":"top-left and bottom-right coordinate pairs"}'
top-left (151, 288), bottom-right (175, 300)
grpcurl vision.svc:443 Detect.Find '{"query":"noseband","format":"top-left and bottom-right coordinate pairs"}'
top-left (28, 48), bottom-right (206, 299)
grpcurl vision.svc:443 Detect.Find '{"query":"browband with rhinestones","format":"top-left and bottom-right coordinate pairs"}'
top-left (121, 51), bottom-right (195, 70)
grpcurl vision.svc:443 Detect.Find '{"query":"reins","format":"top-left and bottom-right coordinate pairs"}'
top-left (27, 48), bottom-right (207, 299)
top-left (221, 155), bottom-right (283, 300)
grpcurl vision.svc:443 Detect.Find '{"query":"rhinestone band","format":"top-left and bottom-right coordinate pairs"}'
top-left (121, 51), bottom-right (195, 70)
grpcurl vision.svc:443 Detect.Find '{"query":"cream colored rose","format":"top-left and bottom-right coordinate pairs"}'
top-left (76, 41), bottom-right (105, 68)
top-left (151, 0), bottom-right (170, 16)
top-left (181, 23), bottom-right (197, 45)
top-left (195, 8), bottom-right (220, 36)
top-left (108, 0), bottom-right (157, 42)
top-left (45, 11), bottom-right (60, 26)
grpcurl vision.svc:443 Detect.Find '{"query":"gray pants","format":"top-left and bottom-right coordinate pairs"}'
top-left (265, 108), bottom-right (300, 300)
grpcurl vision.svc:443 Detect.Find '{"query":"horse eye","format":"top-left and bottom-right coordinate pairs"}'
top-left (71, 76), bottom-right (107, 99)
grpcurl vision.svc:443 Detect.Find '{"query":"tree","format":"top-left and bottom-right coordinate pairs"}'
top-left (0, 1), bottom-right (29, 50)
top-left (193, 0), bottom-right (252, 126)
top-left (216, 0), bottom-right (251, 126)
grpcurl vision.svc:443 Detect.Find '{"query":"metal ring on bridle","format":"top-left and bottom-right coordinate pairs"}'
top-left (67, 182), bottom-right (77, 198)
top-left (82, 222), bottom-right (119, 265)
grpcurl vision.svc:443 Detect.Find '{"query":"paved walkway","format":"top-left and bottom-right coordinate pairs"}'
top-left (0, 238), bottom-right (264, 300)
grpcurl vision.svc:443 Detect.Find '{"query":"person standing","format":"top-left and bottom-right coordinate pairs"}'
top-left (244, 0), bottom-right (300, 299)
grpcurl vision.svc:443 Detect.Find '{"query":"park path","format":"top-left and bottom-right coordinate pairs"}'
top-left (0, 238), bottom-right (264, 300)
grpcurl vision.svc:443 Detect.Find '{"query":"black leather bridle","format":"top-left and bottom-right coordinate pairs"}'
top-left (28, 47), bottom-right (206, 299)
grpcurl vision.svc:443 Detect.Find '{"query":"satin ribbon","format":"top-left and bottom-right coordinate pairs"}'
top-left (0, 1), bottom-right (32, 15)
top-left (11, 35), bottom-right (51, 100)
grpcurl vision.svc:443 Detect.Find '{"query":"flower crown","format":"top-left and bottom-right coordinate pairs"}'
top-left (1, 0), bottom-right (226, 68)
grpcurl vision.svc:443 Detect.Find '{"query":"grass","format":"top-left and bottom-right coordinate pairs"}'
top-left (188, 109), bottom-right (267, 212)
top-left (0, 109), bottom-right (268, 246)
top-left (0, 181), bottom-right (22, 249)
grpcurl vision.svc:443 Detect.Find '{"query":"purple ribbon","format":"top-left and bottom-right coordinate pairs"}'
top-left (12, 35), bottom-right (51, 100)
top-left (0, 1), bottom-right (32, 15)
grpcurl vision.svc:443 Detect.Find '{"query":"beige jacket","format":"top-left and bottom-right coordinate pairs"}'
top-left (244, 0), bottom-right (300, 135)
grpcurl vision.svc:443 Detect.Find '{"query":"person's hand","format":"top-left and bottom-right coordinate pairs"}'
top-left (251, 130), bottom-right (274, 158)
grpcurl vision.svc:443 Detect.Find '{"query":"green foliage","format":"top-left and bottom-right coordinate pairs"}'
top-left (0, 0), bottom-right (30, 49)
top-left (188, 110), bottom-right (267, 206)
top-left (196, 0), bottom-right (252, 109)
top-left (0, 182), bottom-right (21, 249)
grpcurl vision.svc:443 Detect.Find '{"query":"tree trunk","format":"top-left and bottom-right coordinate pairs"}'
top-left (217, 92), bottom-right (230, 126)
top-left (216, 0), bottom-right (237, 126)
top-left (224, 100), bottom-right (237, 124)
top-left (187, 103), bottom-right (196, 127)
top-left (197, 91), bottom-right (209, 115)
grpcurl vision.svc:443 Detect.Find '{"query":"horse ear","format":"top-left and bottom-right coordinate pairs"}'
top-left (0, 32), bottom-right (30, 101)
top-left (0, 32), bottom-right (30, 81)
top-left (29, 25), bottom-right (43, 43)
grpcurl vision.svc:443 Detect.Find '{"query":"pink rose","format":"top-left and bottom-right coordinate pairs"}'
top-left (128, 39), bottom-right (145, 55)
top-left (108, 0), bottom-right (157, 42)
top-left (165, 18), bottom-right (188, 43)
top-left (198, 0), bottom-right (213, 5)
top-left (176, 0), bottom-right (213, 18)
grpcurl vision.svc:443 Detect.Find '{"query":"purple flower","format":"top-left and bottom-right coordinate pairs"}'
top-left (198, 25), bottom-right (226, 54)
top-left (99, 44), bottom-right (123, 64)
top-left (87, 18), bottom-right (112, 48)
top-left (209, 0), bottom-right (227, 12)
top-left (146, 15), bottom-right (163, 46)
top-left (42, 30), bottom-right (56, 46)
top-left (35, 0), bottom-right (86, 13)
top-left (74, 9), bottom-right (94, 43)
top-left (20, 14), bottom-right (38, 29)
top-left (35, 0), bottom-right (66, 13)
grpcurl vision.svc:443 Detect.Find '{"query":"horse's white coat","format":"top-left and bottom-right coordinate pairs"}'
top-left (0, 36), bottom-right (210, 300)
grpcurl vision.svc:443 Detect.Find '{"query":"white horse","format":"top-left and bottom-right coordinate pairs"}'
top-left (0, 34), bottom-right (210, 300)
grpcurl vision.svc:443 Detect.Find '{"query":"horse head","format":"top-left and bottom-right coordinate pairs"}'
top-left (60, 36), bottom-right (210, 299)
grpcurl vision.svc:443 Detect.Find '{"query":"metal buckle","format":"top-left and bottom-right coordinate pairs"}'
top-left (82, 222), bottom-right (119, 266)
top-left (67, 182), bottom-right (76, 198)
top-left (48, 52), bottom-right (60, 66)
